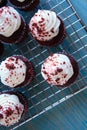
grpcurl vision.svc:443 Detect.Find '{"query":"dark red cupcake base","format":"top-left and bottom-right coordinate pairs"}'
top-left (35, 16), bottom-right (66, 46)
top-left (13, 55), bottom-right (36, 88)
top-left (0, 17), bottom-right (29, 44)
top-left (9, 0), bottom-right (40, 11)
top-left (0, 90), bottom-right (28, 114)
top-left (0, 0), bottom-right (7, 7)
top-left (56, 52), bottom-right (79, 87)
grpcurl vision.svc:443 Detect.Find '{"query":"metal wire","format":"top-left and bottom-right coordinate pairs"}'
top-left (0, 0), bottom-right (87, 129)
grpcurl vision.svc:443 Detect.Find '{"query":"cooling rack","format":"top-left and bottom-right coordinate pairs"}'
top-left (0, 0), bottom-right (87, 129)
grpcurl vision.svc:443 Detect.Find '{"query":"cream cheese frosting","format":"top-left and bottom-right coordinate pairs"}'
top-left (0, 6), bottom-right (21, 37)
top-left (0, 93), bottom-right (24, 126)
top-left (41, 53), bottom-right (74, 86)
top-left (0, 56), bottom-right (26, 87)
top-left (29, 10), bottom-right (61, 41)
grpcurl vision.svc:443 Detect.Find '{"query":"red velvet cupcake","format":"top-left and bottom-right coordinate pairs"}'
top-left (0, 0), bottom-right (7, 7)
top-left (0, 55), bottom-right (36, 88)
top-left (9, 0), bottom-right (40, 11)
top-left (29, 10), bottom-right (66, 46)
top-left (0, 6), bottom-right (29, 44)
top-left (41, 52), bottom-right (79, 87)
top-left (0, 90), bottom-right (28, 126)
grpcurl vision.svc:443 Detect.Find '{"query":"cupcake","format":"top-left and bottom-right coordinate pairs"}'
top-left (0, 55), bottom-right (36, 88)
top-left (41, 53), bottom-right (79, 87)
top-left (0, 91), bottom-right (28, 126)
top-left (9, 0), bottom-right (40, 11)
top-left (29, 10), bottom-right (66, 46)
top-left (0, 0), bottom-right (7, 7)
top-left (0, 6), bottom-right (29, 44)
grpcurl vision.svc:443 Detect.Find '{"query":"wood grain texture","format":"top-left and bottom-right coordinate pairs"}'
top-left (18, 89), bottom-right (87, 130)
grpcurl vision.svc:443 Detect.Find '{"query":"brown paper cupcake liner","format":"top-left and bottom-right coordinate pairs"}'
top-left (0, 0), bottom-right (7, 8)
top-left (9, 0), bottom-right (40, 11)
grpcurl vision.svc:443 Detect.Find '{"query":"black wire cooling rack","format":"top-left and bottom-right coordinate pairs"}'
top-left (0, 0), bottom-right (87, 129)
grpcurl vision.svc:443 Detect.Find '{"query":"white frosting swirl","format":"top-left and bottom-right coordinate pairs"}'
top-left (0, 56), bottom-right (26, 87)
top-left (17, 0), bottom-right (25, 2)
top-left (0, 94), bottom-right (24, 126)
top-left (0, 6), bottom-right (21, 37)
top-left (41, 53), bottom-right (74, 86)
top-left (29, 10), bottom-right (61, 41)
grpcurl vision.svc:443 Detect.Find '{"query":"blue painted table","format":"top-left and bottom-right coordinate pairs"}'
top-left (19, 89), bottom-right (87, 130)
top-left (18, 0), bottom-right (87, 130)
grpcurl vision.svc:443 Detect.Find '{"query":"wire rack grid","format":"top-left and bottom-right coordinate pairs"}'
top-left (0, 0), bottom-right (87, 129)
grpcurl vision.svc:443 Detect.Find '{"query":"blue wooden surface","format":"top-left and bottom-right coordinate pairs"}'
top-left (0, 0), bottom-right (86, 130)
top-left (71, 0), bottom-right (87, 26)
top-left (18, 0), bottom-right (87, 129)
top-left (18, 89), bottom-right (87, 130)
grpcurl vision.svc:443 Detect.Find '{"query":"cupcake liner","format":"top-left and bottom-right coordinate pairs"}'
top-left (13, 55), bottom-right (36, 88)
top-left (55, 52), bottom-right (79, 87)
top-left (0, 0), bottom-right (7, 7)
top-left (9, 0), bottom-right (40, 11)
top-left (0, 43), bottom-right (4, 55)
top-left (0, 17), bottom-right (29, 44)
top-left (35, 16), bottom-right (66, 46)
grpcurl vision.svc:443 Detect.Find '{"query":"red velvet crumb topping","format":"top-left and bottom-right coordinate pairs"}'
top-left (5, 63), bottom-right (16, 70)
top-left (4, 107), bottom-right (14, 117)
